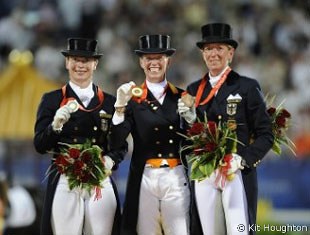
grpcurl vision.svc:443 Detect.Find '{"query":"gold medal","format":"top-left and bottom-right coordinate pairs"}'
top-left (131, 86), bottom-right (143, 97)
top-left (66, 100), bottom-right (79, 113)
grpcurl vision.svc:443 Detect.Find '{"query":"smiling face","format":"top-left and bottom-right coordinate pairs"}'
top-left (139, 54), bottom-right (170, 83)
top-left (201, 43), bottom-right (235, 76)
top-left (65, 56), bottom-right (98, 88)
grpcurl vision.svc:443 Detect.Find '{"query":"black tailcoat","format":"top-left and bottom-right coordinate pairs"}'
top-left (110, 86), bottom-right (196, 235)
top-left (34, 84), bottom-right (124, 235)
top-left (187, 70), bottom-right (274, 235)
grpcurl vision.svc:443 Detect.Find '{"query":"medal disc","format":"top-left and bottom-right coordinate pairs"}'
top-left (131, 87), bottom-right (143, 97)
top-left (66, 100), bottom-right (79, 113)
top-left (181, 93), bottom-right (195, 107)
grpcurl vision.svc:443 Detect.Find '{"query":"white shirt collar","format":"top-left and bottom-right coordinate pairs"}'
top-left (146, 79), bottom-right (168, 104)
top-left (69, 81), bottom-right (94, 106)
top-left (209, 66), bottom-right (229, 88)
top-left (146, 79), bottom-right (167, 94)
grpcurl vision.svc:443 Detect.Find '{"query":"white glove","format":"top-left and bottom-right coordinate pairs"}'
top-left (227, 153), bottom-right (244, 175)
top-left (177, 98), bottom-right (197, 124)
top-left (103, 155), bottom-right (114, 170)
top-left (114, 81), bottom-right (136, 108)
top-left (52, 105), bottom-right (71, 132)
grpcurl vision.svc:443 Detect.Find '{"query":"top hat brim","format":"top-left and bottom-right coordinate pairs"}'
top-left (134, 48), bottom-right (176, 56)
top-left (61, 50), bottom-right (102, 58)
top-left (196, 38), bottom-right (238, 49)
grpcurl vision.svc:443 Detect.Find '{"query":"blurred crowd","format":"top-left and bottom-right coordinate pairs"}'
top-left (0, 0), bottom-right (309, 151)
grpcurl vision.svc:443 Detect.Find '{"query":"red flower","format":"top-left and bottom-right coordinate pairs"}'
top-left (188, 122), bottom-right (204, 136)
top-left (81, 173), bottom-right (91, 183)
top-left (205, 142), bottom-right (217, 152)
top-left (55, 155), bottom-right (69, 173)
top-left (267, 107), bottom-right (276, 115)
top-left (69, 148), bottom-right (80, 159)
top-left (280, 109), bottom-right (291, 118)
top-left (81, 151), bottom-right (92, 163)
top-left (73, 160), bottom-right (85, 171)
top-left (48, 140), bottom-right (112, 193)
top-left (276, 116), bottom-right (287, 128)
top-left (179, 115), bottom-right (240, 182)
top-left (265, 95), bottom-right (296, 155)
top-left (55, 155), bottom-right (69, 166)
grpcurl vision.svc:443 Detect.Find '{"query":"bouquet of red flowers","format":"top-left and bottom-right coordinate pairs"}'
top-left (180, 115), bottom-right (242, 182)
top-left (265, 96), bottom-right (296, 155)
top-left (47, 140), bottom-right (111, 194)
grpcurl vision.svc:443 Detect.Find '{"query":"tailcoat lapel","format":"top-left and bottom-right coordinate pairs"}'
top-left (215, 73), bottom-right (240, 104)
top-left (145, 88), bottom-right (179, 124)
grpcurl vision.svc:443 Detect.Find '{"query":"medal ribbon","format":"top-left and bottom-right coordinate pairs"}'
top-left (60, 85), bottom-right (104, 112)
top-left (132, 81), bottom-right (178, 103)
top-left (195, 67), bottom-right (232, 107)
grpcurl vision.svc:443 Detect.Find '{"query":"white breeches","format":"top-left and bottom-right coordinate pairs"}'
top-left (137, 165), bottom-right (190, 235)
top-left (195, 170), bottom-right (249, 235)
top-left (51, 175), bottom-right (117, 235)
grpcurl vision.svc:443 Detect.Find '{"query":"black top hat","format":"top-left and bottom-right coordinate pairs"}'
top-left (134, 35), bottom-right (176, 56)
top-left (61, 38), bottom-right (103, 58)
top-left (196, 23), bottom-right (238, 49)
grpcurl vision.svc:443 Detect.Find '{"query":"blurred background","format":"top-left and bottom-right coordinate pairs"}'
top-left (0, 0), bottom-right (309, 234)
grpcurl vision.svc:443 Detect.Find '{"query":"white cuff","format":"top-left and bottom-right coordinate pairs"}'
top-left (112, 112), bottom-right (125, 125)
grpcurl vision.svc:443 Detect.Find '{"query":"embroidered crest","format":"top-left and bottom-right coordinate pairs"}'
top-left (226, 94), bottom-right (242, 116)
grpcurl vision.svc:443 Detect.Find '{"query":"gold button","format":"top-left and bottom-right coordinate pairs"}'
top-left (169, 139), bottom-right (173, 144)
top-left (74, 127), bottom-right (78, 131)
top-left (73, 138), bottom-right (77, 143)
top-left (156, 141), bottom-right (160, 145)
top-left (92, 138), bottom-right (96, 143)
top-left (93, 126), bottom-right (98, 131)
top-left (158, 153), bottom-right (162, 157)
top-left (169, 153), bottom-right (174, 157)
top-left (169, 125), bottom-right (173, 130)
top-left (154, 127), bottom-right (159, 131)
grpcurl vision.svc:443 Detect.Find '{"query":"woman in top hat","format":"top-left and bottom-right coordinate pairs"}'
top-left (34, 38), bottom-right (125, 235)
top-left (178, 23), bottom-right (274, 235)
top-left (110, 34), bottom-right (191, 235)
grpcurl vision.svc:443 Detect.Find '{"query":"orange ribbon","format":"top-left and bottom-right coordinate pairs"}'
top-left (132, 81), bottom-right (179, 103)
top-left (60, 85), bottom-right (104, 112)
top-left (195, 67), bottom-right (232, 107)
